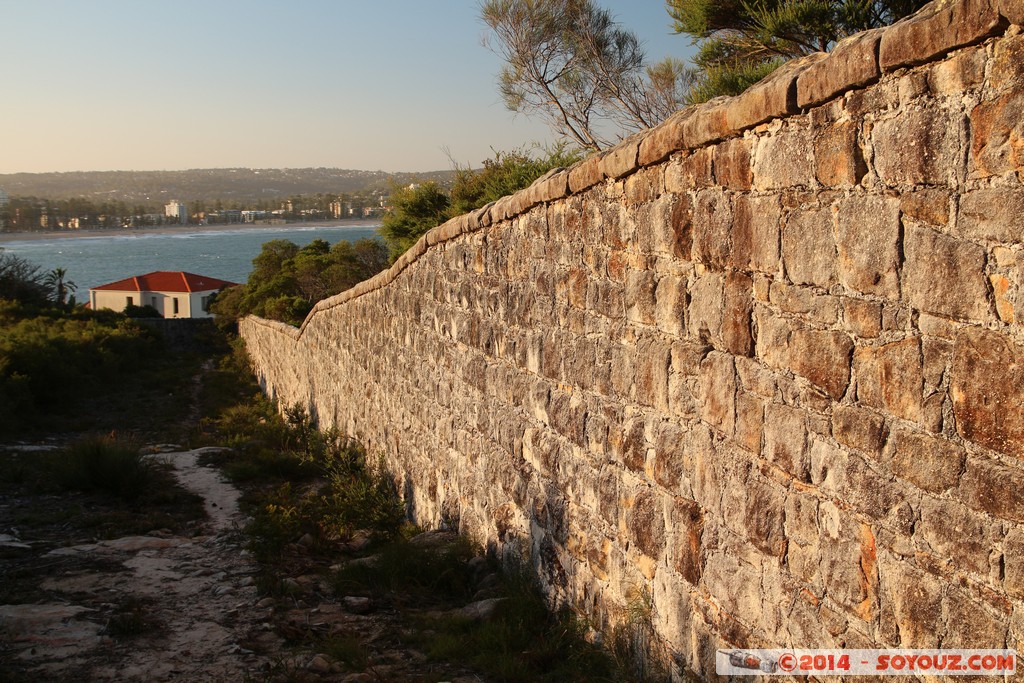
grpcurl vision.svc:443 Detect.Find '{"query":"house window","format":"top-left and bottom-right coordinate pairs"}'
top-left (151, 296), bottom-right (157, 308)
top-left (201, 295), bottom-right (211, 312)
top-left (173, 298), bottom-right (179, 315)
top-left (127, 296), bottom-right (134, 307)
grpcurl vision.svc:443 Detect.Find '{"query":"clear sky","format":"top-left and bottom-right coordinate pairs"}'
top-left (0, 1), bottom-right (694, 174)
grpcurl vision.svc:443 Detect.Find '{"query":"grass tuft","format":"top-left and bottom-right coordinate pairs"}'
top-left (55, 434), bottom-right (152, 500)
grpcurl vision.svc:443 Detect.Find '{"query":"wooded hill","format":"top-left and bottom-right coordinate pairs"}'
top-left (0, 168), bottom-right (455, 203)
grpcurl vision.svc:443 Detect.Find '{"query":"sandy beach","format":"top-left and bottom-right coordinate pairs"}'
top-left (0, 219), bottom-right (381, 244)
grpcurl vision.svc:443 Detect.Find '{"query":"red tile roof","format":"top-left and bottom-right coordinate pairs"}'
top-left (91, 271), bottom-right (238, 293)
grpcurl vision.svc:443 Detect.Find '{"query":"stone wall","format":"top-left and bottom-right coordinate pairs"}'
top-left (241, 0), bottom-right (1024, 676)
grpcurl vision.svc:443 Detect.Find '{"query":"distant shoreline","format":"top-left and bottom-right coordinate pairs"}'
top-left (0, 219), bottom-right (381, 244)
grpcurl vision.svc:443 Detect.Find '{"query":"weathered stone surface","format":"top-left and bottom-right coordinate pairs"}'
top-left (239, 15), bottom-right (1024, 666)
top-left (903, 225), bottom-right (992, 322)
top-left (814, 120), bottom-right (867, 187)
top-left (782, 207), bottom-right (837, 288)
top-left (712, 137), bottom-right (753, 190)
top-left (899, 188), bottom-right (950, 225)
top-left (879, 0), bottom-right (1003, 72)
top-left (568, 154), bottom-right (606, 193)
top-left (957, 186), bottom-right (1024, 242)
top-left (600, 138), bottom-right (640, 180)
top-left (789, 328), bottom-right (853, 400)
top-left (883, 426), bottom-right (966, 493)
top-left (753, 126), bottom-right (815, 189)
top-left (959, 456), bottom-right (1024, 522)
top-left (835, 194), bottom-right (900, 296)
top-left (764, 403), bottom-right (809, 480)
top-left (855, 338), bottom-right (924, 424)
top-left (833, 405), bottom-right (887, 456)
top-left (722, 272), bottom-right (754, 357)
top-left (951, 327), bottom-right (1024, 458)
top-left (873, 107), bottom-right (966, 187)
top-left (691, 190), bottom-right (733, 269)
top-left (798, 29), bottom-right (884, 107)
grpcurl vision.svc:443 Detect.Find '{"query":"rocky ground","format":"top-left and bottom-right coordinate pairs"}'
top-left (0, 444), bottom-right (497, 683)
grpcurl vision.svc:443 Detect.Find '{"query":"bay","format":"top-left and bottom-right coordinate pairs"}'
top-left (0, 223), bottom-right (382, 294)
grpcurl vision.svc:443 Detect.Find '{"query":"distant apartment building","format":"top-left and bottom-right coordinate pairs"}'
top-left (0, 187), bottom-right (7, 229)
top-left (330, 200), bottom-right (343, 219)
top-left (165, 200), bottom-right (188, 224)
top-left (0, 187), bottom-right (8, 207)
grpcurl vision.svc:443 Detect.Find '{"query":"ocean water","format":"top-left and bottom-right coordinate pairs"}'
top-left (0, 223), bottom-right (382, 294)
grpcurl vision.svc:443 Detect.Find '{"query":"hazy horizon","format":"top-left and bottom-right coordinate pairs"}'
top-left (0, 1), bottom-right (694, 176)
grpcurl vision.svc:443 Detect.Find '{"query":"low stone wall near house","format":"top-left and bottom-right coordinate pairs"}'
top-left (241, 0), bottom-right (1024, 676)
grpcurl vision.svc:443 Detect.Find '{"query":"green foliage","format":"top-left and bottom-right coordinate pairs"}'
top-left (380, 145), bottom-right (585, 260)
top-left (210, 237), bottom-right (389, 325)
top-left (55, 434), bottom-right (153, 501)
top-left (0, 301), bottom-right (165, 433)
top-left (378, 182), bottom-right (450, 260)
top-left (668, 0), bottom-right (928, 101)
top-left (0, 249), bottom-right (49, 306)
top-left (124, 303), bottom-right (162, 318)
top-left (447, 144), bottom-right (585, 218)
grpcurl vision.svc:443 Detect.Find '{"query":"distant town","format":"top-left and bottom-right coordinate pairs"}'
top-left (0, 188), bottom-right (387, 233)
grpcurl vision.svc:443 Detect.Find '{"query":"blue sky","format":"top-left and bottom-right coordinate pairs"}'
top-left (0, 1), bottom-right (694, 174)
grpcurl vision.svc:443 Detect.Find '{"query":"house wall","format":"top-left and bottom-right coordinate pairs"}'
top-left (240, 0), bottom-right (1024, 676)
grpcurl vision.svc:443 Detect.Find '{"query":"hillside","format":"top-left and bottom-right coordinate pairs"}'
top-left (0, 168), bottom-right (455, 203)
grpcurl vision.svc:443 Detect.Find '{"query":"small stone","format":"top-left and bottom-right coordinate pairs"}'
top-left (342, 596), bottom-right (373, 614)
top-left (297, 533), bottom-right (316, 547)
top-left (307, 654), bottom-right (333, 673)
top-left (256, 597), bottom-right (276, 609)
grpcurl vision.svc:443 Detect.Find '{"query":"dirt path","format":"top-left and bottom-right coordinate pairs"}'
top-left (0, 446), bottom-right (284, 681)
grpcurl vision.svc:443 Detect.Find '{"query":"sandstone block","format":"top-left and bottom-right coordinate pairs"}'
top-left (688, 272), bottom-right (724, 342)
top-left (959, 456), bottom-right (1024, 522)
top-left (797, 29), bottom-right (884, 107)
top-left (680, 99), bottom-right (732, 148)
top-left (699, 352), bottom-right (736, 436)
top-left (764, 403), bottom-right (809, 481)
top-left (833, 405), bottom-right (887, 456)
top-left (789, 328), bottom-right (854, 400)
top-left (734, 391), bottom-right (764, 453)
top-left (879, 557), bottom-right (943, 647)
top-left (835, 194), bottom-right (901, 297)
top-left (855, 338), bottom-right (924, 424)
top-left (628, 488), bottom-right (666, 559)
top-left (691, 190), bottom-right (733, 270)
top-left (671, 499), bottom-right (705, 585)
top-left (951, 327), bottom-right (1024, 459)
top-left (655, 275), bottom-right (687, 337)
top-left (957, 187), bottom-right (1024, 243)
top-left (600, 138), bottom-right (640, 180)
top-left (883, 426), bottom-right (966, 493)
top-left (743, 479), bottom-right (787, 558)
top-left (891, 107), bottom-right (972, 187)
top-left (814, 120), bottom-right (867, 187)
top-left (625, 270), bottom-right (657, 325)
top-left (712, 137), bottom-right (753, 190)
top-left (918, 496), bottom-right (997, 576)
top-left (782, 207), bottom-right (837, 289)
top-left (903, 225), bottom-right (991, 322)
top-left (899, 188), bottom-right (950, 225)
top-left (652, 421), bottom-right (686, 489)
top-left (722, 272), bottom-right (754, 357)
top-left (624, 165), bottom-right (662, 205)
top-left (638, 110), bottom-right (689, 166)
top-left (753, 127), bottom-right (815, 190)
top-left (732, 195), bottom-right (781, 274)
top-left (665, 147), bottom-right (713, 192)
top-left (635, 337), bottom-right (671, 410)
top-left (568, 154), bottom-right (605, 193)
top-left (1005, 527), bottom-right (1024, 599)
top-left (1003, 0), bottom-right (1024, 24)
top-left (928, 45), bottom-right (988, 96)
top-left (843, 298), bottom-right (882, 338)
top-left (817, 506), bottom-right (878, 620)
top-left (878, 0), bottom-right (1003, 72)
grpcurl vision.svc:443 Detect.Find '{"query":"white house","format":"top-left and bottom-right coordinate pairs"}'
top-left (89, 271), bottom-right (237, 319)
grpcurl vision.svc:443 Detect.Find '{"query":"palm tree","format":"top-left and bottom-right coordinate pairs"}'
top-left (44, 267), bottom-right (77, 307)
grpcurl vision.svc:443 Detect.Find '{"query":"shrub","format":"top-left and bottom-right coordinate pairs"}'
top-left (55, 434), bottom-right (152, 501)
